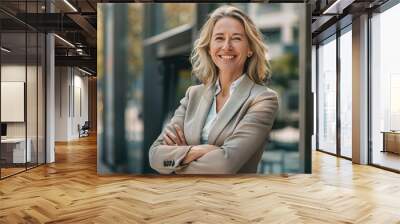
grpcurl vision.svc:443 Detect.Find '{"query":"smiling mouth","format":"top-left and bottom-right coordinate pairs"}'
top-left (219, 55), bottom-right (236, 60)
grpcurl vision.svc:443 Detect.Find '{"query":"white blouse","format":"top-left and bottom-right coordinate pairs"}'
top-left (200, 75), bottom-right (245, 144)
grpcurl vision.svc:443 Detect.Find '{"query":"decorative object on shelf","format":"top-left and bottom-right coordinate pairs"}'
top-left (381, 131), bottom-right (400, 154)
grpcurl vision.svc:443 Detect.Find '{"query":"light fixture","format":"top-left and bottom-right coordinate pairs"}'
top-left (1, 47), bottom-right (11, 53)
top-left (63, 0), bottom-right (78, 12)
top-left (76, 48), bottom-right (86, 56)
top-left (54, 34), bottom-right (75, 48)
top-left (78, 67), bottom-right (93, 76)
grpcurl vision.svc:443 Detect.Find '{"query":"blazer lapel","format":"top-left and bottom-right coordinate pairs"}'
top-left (191, 84), bottom-right (215, 145)
top-left (207, 75), bottom-right (254, 145)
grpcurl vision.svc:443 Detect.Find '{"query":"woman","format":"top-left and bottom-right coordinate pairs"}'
top-left (149, 5), bottom-right (279, 174)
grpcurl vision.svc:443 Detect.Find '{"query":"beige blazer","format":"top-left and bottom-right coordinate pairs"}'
top-left (149, 75), bottom-right (279, 174)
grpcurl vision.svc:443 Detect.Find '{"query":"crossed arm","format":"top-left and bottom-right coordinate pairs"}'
top-left (148, 118), bottom-right (220, 174)
top-left (162, 124), bottom-right (218, 165)
top-left (148, 87), bottom-right (279, 174)
top-left (148, 86), bottom-right (219, 174)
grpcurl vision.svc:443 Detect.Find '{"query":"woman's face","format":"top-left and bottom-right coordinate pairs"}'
top-left (209, 16), bottom-right (252, 76)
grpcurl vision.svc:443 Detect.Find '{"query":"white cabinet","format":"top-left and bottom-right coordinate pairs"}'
top-left (1, 138), bottom-right (32, 163)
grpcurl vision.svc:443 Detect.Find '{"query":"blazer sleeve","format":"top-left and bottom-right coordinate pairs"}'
top-left (175, 91), bottom-right (279, 174)
top-left (149, 86), bottom-right (193, 174)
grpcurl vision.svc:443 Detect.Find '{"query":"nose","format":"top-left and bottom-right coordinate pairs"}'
top-left (222, 39), bottom-right (232, 50)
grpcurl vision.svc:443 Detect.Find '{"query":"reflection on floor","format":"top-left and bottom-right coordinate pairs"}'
top-left (372, 150), bottom-right (400, 171)
top-left (0, 162), bottom-right (42, 178)
top-left (0, 167), bottom-right (25, 177)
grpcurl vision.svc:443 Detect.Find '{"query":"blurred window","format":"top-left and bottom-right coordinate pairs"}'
top-left (256, 4), bottom-right (281, 15)
top-left (262, 28), bottom-right (281, 44)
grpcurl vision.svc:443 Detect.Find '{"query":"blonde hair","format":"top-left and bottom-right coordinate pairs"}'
top-left (191, 5), bottom-right (271, 86)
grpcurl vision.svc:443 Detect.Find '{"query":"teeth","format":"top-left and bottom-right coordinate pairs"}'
top-left (220, 55), bottom-right (234, 59)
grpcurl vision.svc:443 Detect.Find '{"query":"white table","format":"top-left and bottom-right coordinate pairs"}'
top-left (1, 138), bottom-right (31, 163)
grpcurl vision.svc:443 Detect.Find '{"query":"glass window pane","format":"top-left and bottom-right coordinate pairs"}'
top-left (1, 31), bottom-right (27, 177)
top-left (371, 3), bottom-right (400, 171)
top-left (27, 31), bottom-right (38, 169)
top-left (312, 45), bottom-right (317, 151)
top-left (38, 33), bottom-right (45, 165)
top-left (340, 28), bottom-right (352, 158)
top-left (1, 1), bottom-right (46, 179)
top-left (317, 36), bottom-right (337, 154)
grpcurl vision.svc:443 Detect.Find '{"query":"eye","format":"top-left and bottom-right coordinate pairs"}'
top-left (215, 36), bottom-right (223, 41)
top-left (232, 37), bottom-right (241, 41)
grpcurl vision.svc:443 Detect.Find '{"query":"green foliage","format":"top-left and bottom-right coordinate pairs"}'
top-left (270, 52), bottom-right (298, 88)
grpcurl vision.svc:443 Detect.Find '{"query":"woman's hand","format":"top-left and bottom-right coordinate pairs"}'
top-left (181, 144), bottom-right (219, 165)
top-left (163, 124), bottom-right (188, 146)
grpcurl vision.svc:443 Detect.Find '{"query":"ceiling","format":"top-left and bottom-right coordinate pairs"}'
top-left (0, 0), bottom-right (100, 74)
top-left (311, 0), bottom-right (389, 43)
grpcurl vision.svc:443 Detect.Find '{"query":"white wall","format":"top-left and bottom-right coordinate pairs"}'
top-left (70, 72), bottom-right (89, 139)
top-left (55, 67), bottom-right (69, 141)
top-left (1, 65), bottom-right (36, 138)
top-left (55, 67), bottom-right (89, 141)
top-left (1, 63), bottom-right (46, 164)
top-left (1, 65), bottom-right (26, 81)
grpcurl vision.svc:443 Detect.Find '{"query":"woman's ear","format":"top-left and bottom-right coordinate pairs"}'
top-left (248, 51), bottom-right (253, 58)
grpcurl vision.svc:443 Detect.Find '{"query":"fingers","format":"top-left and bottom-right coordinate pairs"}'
top-left (173, 124), bottom-right (187, 145)
top-left (165, 129), bottom-right (182, 145)
top-left (163, 132), bottom-right (175, 145)
top-left (162, 124), bottom-right (187, 146)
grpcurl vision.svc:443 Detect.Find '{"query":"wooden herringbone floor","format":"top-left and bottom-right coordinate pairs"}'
top-left (1, 135), bottom-right (400, 223)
